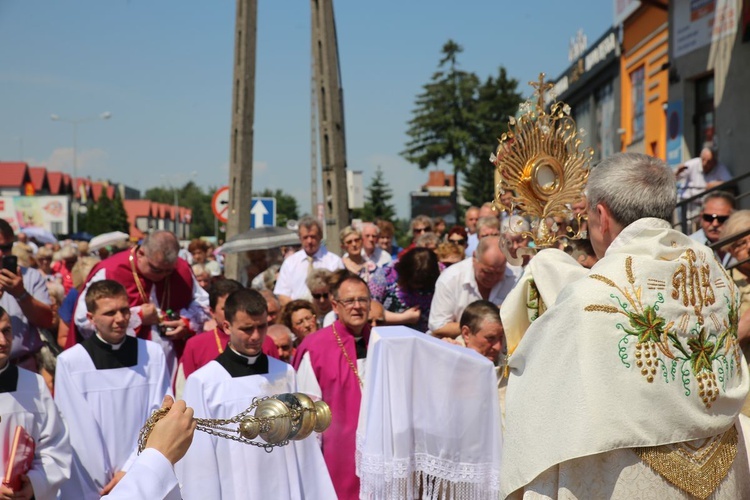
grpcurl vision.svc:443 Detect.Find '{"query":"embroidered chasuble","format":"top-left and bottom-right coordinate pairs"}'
top-left (500, 218), bottom-right (750, 499)
top-left (55, 337), bottom-right (171, 500)
top-left (0, 366), bottom-right (72, 500)
top-left (294, 320), bottom-right (371, 500)
top-left (176, 354), bottom-right (335, 499)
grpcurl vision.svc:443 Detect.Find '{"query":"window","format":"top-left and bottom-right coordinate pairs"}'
top-left (695, 74), bottom-right (714, 152)
top-left (631, 66), bottom-right (645, 141)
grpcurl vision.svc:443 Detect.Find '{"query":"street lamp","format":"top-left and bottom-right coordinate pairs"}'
top-left (51, 111), bottom-right (112, 234)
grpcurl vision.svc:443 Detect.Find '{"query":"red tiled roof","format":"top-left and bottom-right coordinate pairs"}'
top-left (106, 185), bottom-right (115, 199)
top-left (47, 172), bottom-right (63, 194)
top-left (91, 182), bottom-right (104, 202)
top-left (28, 167), bottom-right (48, 191)
top-left (0, 162), bottom-right (30, 187)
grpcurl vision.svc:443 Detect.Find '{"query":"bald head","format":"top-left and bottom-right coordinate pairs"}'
top-left (267, 324), bottom-right (293, 362)
top-left (142, 231), bottom-right (180, 264)
top-left (473, 236), bottom-right (507, 290)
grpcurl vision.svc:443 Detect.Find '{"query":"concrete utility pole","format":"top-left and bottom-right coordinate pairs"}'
top-left (311, 0), bottom-right (349, 255)
top-left (225, 0), bottom-right (257, 280)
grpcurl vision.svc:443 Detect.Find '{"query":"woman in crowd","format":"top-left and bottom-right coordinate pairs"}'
top-left (192, 263), bottom-right (211, 290)
top-left (341, 226), bottom-right (375, 281)
top-left (306, 269), bottom-right (333, 329)
top-left (377, 220), bottom-right (401, 259)
top-left (369, 248), bottom-right (440, 332)
top-left (279, 300), bottom-right (318, 345)
top-left (445, 226), bottom-right (468, 251)
top-left (435, 242), bottom-right (464, 269)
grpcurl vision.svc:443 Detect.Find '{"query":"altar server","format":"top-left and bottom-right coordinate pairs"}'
top-left (176, 288), bottom-right (334, 499)
top-left (55, 280), bottom-right (171, 499)
top-left (0, 306), bottom-right (71, 500)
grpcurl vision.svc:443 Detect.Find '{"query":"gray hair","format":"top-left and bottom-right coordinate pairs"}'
top-left (298, 216), bottom-right (322, 235)
top-left (142, 230), bottom-right (180, 264)
top-left (415, 232), bottom-right (440, 248)
top-left (410, 215), bottom-right (433, 232)
top-left (475, 235), bottom-right (502, 260)
top-left (361, 222), bottom-right (379, 235)
top-left (476, 216), bottom-right (500, 234)
top-left (586, 153), bottom-right (676, 227)
top-left (702, 141), bottom-right (719, 157)
top-left (306, 268), bottom-right (332, 291)
top-left (703, 190), bottom-right (736, 210)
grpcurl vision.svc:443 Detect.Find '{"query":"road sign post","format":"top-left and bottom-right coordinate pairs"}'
top-left (250, 197), bottom-right (276, 228)
top-left (212, 186), bottom-right (230, 223)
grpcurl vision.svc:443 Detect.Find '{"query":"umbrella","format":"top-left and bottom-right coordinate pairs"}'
top-left (88, 231), bottom-right (131, 252)
top-left (221, 226), bottom-right (299, 254)
top-left (20, 227), bottom-right (57, 245)
top-left (68, 231), bottom-right (94, 242)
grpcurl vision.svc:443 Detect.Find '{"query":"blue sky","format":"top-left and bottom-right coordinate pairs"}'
top-left (0, 0), bottom-right (613, 220)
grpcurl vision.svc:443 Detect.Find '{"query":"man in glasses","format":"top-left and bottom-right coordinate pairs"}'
top-left (295, 272), bottom-right (373, 499)
top-left (71, 230), bottom-right (209, 380)
top-left (0, 218), bottom-right (54, 371)
top-left (689, 191), bottom-right (736, 267)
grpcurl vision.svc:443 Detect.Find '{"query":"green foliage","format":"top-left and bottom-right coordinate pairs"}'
top-left (83, 189), bottom-right (130, 235)
top-left (359, 167), bottom-right (396, 222)
top-left (463, 67), bottom-right (523, 207)
top-left (253, 188), bottom-right (299, 227)
top-left (144, 181), bottom-right (215, 239)
top-left (402, 40), bottom-right (524, 214)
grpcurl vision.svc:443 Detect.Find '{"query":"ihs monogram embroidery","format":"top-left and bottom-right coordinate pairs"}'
top-left (584, 254), bottom-right (742, 408)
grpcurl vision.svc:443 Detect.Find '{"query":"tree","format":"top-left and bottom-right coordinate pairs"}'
top-left (144, 182), bottom-right (214, 239)
top-left (401, 40), bottom-right (480, 222)
top-left (359, 167), bottom-right (396, 222)
top-left (463, 67), bottom-right (524, 207)
top-left (254, 188), bottom-right (299, 228)
top-left (83, 188), bottom-right (130, 235)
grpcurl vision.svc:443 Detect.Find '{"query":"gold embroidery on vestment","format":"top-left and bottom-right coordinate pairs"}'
top-left (633, 426), bottom-right (738, 500)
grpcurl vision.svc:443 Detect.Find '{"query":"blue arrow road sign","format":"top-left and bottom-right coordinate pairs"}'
top-left (250, 198), bottom-right (276, 228)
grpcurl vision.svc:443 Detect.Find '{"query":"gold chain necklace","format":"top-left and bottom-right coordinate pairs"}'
top-left (214, 327), bottom-right (224, 354)
top-left (332, 323), bottom-right (363, 388)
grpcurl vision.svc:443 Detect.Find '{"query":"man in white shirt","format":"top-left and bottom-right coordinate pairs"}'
top-left (360, 222), bottom-right (391, 268)
top-left (675, 142), bottom-right (732, 220)
top-left (429, 236), bottom-right (520, 338)
top-left (464, 206), bottom-right (480, 257)
top-left (273, 216), bottom-right (343, 306)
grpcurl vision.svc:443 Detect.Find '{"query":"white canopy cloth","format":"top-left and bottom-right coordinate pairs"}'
top-left (356, 326), bottom-right (501, 500)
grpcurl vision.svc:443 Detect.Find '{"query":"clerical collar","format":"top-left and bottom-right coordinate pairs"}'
top-left (216, 348), bottom-right (269, 378)
top-left (82, 334), bottom-right (138, 370)
top-left (96, 333), bottom-right (126, 351)
top-left (0, 363), bottom-right (19, 393)
top-left (229, 346), bottom-right (260, 365)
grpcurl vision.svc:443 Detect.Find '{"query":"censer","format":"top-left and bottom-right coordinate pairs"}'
top-left (138, 393), bottom-right (332, 453)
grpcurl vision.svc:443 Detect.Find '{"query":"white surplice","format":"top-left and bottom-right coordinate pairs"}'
top-left (54, 338), bottom-right (171, 500)
top-left (176, 357), bottom-right (335, 500)
top-left (0, 366), bottom-right (71, 500)
top-left (102, 448), bottom-right (180, 500)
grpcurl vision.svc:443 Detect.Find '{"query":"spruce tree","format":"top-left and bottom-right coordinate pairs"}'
top-left (361, 167), bottom-right (396, 222)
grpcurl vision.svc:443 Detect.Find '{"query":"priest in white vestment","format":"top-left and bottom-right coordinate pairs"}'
top-left (501, 153), bottom-right (750, 499)
top-left (176, 288), bottom-right (335, 499)
top-left (55, 280), bottom-right (171, 499)
top-left (0, 306), bottom-right (71, 500)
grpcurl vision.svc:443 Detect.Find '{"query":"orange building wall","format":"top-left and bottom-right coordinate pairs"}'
top-left (620, 5), bottom-right (669, 159)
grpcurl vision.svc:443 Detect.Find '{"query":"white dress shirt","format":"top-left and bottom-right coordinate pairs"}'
top-left (273, 246), bottom-right (344, 300)
top-left (676, 158), bottom-right (732, 219)
top-left (428, 257), bottom-right (521, 332)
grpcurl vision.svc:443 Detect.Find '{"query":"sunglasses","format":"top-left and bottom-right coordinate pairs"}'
top-left (312, 292), bottom-right (329, 300)
top-left (413, 227), bottom-right (429, 234)
top-left (449, 238), bottom-right (466, 245)
top-left (702, 213), bottom-right (730, 224)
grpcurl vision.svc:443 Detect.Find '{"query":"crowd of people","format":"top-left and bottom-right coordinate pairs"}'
top-left (1, 148), bottom-right (750, 498)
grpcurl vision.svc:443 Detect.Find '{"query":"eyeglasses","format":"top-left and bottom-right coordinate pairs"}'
top-left (702, 213), bottom-right (730, 224)
top-left (0, 243), bottom-right (13, 253)
top-left (449, 238), bottom-right (466, 245)
top-left (413, 227), bottom-right (429, 234)
top-left (335, 296), bottom-right (370, 308)
top-left (312, 292), bottom-right (329, 300)
top-left (344, 238), bottom-right (361, 245)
